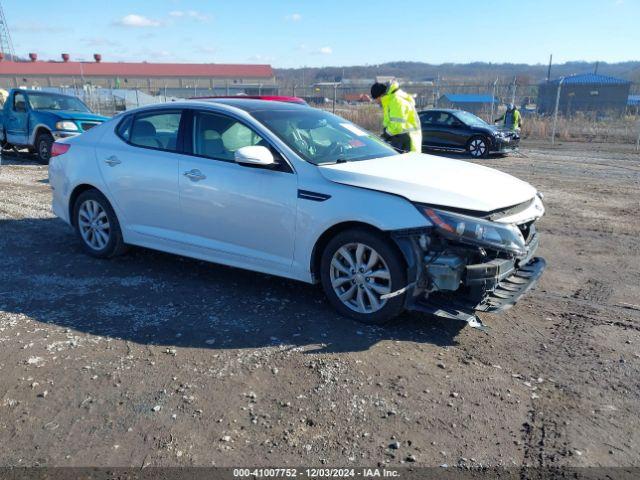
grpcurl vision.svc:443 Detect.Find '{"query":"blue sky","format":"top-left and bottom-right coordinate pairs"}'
top-left (3, 0), bottom-right (638, 67)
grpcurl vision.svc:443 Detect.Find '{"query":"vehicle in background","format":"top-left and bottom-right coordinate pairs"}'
top-left (0, 89), bottom-right (108, 164)
top-left (49, 99), bottom-right (544, 329)
top-left (419, 109), bottom-right (520, 158)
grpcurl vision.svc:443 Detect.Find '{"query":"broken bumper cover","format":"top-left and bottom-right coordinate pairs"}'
top-left (465, 256), bottom-right (546, 312)
top-left (490, 136), bottom-right (520, 154)
top-left (407, 256), bottom-right (546, 318)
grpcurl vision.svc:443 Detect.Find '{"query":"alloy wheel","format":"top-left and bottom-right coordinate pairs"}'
top-left (469, 138), bottom-right (487, 157)
top-left (78, 199), bottom-right (111, 250)
top-left (329, 242), bottom-right (392, 314)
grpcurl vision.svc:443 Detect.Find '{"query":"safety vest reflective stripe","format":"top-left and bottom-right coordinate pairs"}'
top-left (390, 126), bottom-right (420, 134)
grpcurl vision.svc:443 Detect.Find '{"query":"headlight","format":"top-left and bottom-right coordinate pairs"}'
top-left (418, 206), bottom-right (526, 256)
top-left (55, 121), bottom-right (79, 131)
top-left (493, 130), bottom-right (507, 138)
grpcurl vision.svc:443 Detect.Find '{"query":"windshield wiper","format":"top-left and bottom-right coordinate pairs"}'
top-left (317, 158), bottom-right (348, 165)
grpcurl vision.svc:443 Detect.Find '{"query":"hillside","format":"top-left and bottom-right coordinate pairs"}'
top-left (275, 61), bottom-right (640, 86)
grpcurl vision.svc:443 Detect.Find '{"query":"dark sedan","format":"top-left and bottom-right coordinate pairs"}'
top-left (419, 109), bottom-right (519, 158)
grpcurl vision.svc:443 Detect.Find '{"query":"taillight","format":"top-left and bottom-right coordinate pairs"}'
top-left (51, 142), bottom-right (71, 157)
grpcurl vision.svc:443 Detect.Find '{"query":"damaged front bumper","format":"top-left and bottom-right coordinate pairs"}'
top-left (414, 256), bottom-right (546, 319)
top-left (391, 226), bottom-right (546, 329)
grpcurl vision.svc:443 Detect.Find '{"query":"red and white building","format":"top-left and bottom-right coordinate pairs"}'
top-left (0, 53), bottom-right (277, 94)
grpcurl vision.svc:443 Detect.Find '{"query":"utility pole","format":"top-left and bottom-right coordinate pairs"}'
top-left (0, 1), bottom-right (16, 60)
top-left (511, 76), bottom-right (517, 105)
top-left (490, 77), bottom-right (498, 123)
top-left (551, 77), bottom-right (564, 145)
top-left (546, 54), bottom-right (553, 81)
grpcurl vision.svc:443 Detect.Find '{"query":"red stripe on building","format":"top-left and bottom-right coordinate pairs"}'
top-left (0, 61), bottom-right (274, 78)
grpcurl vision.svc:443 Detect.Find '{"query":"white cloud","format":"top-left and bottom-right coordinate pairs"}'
top-left (285, 13), bottom-right (302, 21)
top-left (116, 14), bottom-right (162, 28)
top-left (318, 46), bottom-right (333, 55)
top-left (170, 10), bottom-right (211, 22)
top-left (248, 54), bottom-right (275, 62)
top-left (199, 46), bottom-right (217, 55)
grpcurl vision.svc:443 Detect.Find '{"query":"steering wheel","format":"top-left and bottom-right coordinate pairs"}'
top-left (324, 142), bottom-right (345, 159)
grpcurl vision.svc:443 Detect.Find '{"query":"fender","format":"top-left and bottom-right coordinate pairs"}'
top-left (29, 123), bottom-right (54, 146)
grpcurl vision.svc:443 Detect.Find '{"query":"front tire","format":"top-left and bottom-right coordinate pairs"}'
top-left (73, 190), bottom-right (127, 258)
top-left (35, 132), bottom-right (54, 165)
top-left (320, 228), bottom-right (407, 325)
top-left (467, 136), bottom-right (489, 158)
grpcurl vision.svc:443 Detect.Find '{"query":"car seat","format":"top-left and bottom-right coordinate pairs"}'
top-left (131, 120), bottom-right (163, 149)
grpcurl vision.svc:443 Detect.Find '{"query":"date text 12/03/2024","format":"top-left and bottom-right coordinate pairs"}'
top-left (232, 468), bottom-right (400, 478)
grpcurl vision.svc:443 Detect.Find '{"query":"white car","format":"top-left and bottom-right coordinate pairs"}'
top-left (48, 99), bottom-right (546, 327)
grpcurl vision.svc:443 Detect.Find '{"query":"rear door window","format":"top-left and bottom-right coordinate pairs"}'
top-left (433, 112), bottom-right (455, 125)
top-left (128, 111), bottom-right (182, 152)
top-left (420, 112), bottom-right (436, 125)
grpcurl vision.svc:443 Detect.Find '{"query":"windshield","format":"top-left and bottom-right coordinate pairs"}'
top-left (455, 111), bottom-right (488, 127)
top-left (27, 93), bottom-right (91, 113)
top-left (252, 109), bottom-right (397, 165)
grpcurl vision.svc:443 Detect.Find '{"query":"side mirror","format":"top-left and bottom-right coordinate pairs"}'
top-left (234, 145), bottom-right (276, 166)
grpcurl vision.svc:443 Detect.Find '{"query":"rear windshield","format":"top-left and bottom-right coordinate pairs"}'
top-left (252, 109), bottom-right (396, 165)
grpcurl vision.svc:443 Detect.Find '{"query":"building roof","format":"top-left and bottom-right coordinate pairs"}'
top-left (0, 61), bottom-right (274, 78)
top-left (544, 73), bottom-right (631, 86)
top-left (440, 93), bottom-right (496, 104)
top-left (628, 95), bottom-right (640, 106)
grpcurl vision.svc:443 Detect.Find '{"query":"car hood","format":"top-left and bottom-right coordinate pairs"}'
top-left (318, 152), bottom-right (537, 212)
top-left (37, 110), bottom-right (108, 122)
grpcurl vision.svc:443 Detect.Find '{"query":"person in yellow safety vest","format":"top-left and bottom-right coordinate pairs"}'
top-left (494, 103), bottom-right (522, 131)
top-left (370, 81), bottom-right (422, 153)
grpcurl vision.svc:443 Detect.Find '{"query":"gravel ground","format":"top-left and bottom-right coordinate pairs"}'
top-left (0, 141), bottom-right (639, 468)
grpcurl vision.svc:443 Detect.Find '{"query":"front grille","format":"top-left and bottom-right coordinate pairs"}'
top-left (81, 122), bottom-right (99, 131)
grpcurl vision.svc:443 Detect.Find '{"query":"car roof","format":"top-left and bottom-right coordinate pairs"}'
top-left (418, 108), bottom-right (464, 114)
top-left (190, 95), bottom-right (307, 105)
top-left (15, 89), bottom-right (76, 98)
top-left (191, 98), bottom-right (311, 113)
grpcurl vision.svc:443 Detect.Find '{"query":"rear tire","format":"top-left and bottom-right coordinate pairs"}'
top-left (467, 136), bottom-right (489, 159)
top-left (73, 189), bottom-right (128, 259)
top-left (320, 228), bottom-right (407, 325)
top-left (35, 132), bottom-right (54, 165)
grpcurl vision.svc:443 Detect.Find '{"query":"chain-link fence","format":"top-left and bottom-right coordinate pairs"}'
top-left (285, 81), bottom-right (640, 146)
top-left (4, 80), bottom-right (638, 147)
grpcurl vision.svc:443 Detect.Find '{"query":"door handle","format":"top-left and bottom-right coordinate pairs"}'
top-left (183, 169), bottom-right (206, 181)
top-left (104, 155), bottom-right (121, 166)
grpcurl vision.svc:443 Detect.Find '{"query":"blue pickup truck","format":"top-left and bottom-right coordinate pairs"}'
top-left (0, 89), bottom-right (108, 164)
